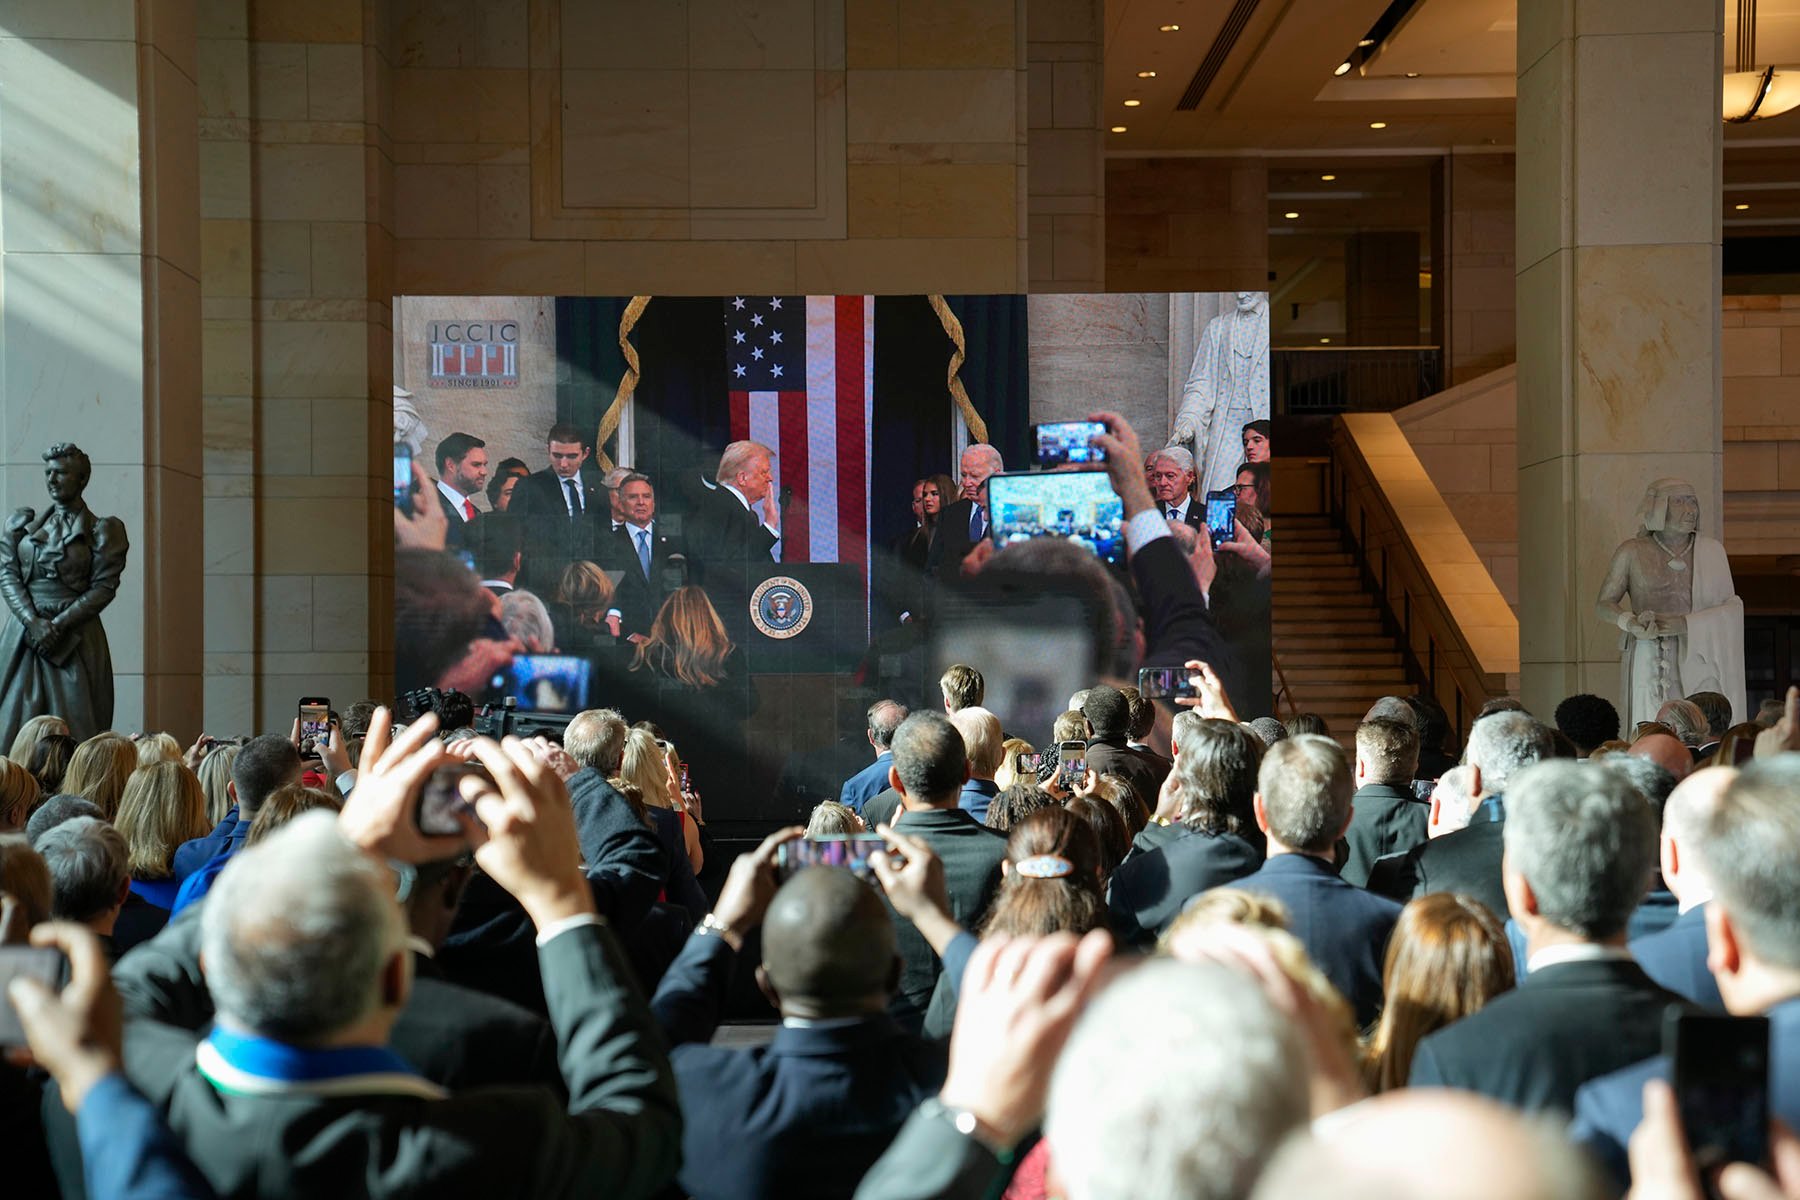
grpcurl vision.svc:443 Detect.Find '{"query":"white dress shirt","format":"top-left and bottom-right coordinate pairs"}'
top-left (437, 480), bottom-right (474, 521)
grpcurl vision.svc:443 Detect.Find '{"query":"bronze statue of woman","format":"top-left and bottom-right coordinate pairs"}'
top-left (0, 444), bottom-right (130, 744)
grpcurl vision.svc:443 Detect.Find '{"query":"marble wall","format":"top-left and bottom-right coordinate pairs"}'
top-left (1445, 152), bottom-right (1516, 386)
top-left (0, 0), bottom-right (203, 736)
top-left (1027, 294), bottom-right (1172, 442)
top-left (1105, 157), bottom-right (1269, 294)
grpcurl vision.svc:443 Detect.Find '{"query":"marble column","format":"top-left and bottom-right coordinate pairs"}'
top-left (0, 1), bottom-right (204, 737)
top-left (1515, 0), bottom-right (1724, 717)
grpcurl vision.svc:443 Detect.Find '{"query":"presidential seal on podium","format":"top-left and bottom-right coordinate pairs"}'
top-left (750, 576), bottom-right (813, 639)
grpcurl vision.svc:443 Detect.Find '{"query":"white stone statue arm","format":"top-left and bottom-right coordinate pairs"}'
top-left (1169, 334), bottom-right (1215, 446)
top-left (1594, 545), bottom-right (1656, 640)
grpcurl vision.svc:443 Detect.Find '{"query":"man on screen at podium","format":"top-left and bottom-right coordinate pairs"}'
top-left (688, 440), bottom-right (781, 647)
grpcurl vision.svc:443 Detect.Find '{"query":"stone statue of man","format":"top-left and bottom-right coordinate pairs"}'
top-left (1594, 478), bottom-right (1745, 728)
top-left (1169, 292), bottom-right (1271, 500)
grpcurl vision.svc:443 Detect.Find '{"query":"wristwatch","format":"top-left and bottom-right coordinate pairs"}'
top-left (918, 1097), bottom-right (1017, 1160)
top-left (695, 913), bottom-right (736, 942)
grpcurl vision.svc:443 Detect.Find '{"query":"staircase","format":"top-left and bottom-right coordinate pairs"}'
top-left (1273, 514), bottom-right (1412, 743)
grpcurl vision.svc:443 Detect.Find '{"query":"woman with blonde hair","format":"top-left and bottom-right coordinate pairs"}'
top-left (627, 587), bottom-right (755, 818)
top-left (553, 561), bottom-right (621, 655)
top-left (0, 759), bottom-right (41, 833)
top-left (196, 742), bottom-right (241, 826)
top-left (246, 783), bottom-right (341, 845)
top-left (631, 586), bottom-right (734, 688)
top-left (618, 727), bottom-right (702, 874)
top-left (1362, 892), bottom-right (1515, 1092)
top-left (64, 733), bottom-right (138, 821)
top-left (115, 760), bottom-right (209, 912)
top-left (8, 714), bottom-right (68, 768)
top-left (134, 731), bottom-right (181, 766)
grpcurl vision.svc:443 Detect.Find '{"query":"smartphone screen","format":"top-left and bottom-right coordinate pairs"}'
top-left (1058, 739), bottom-right (1087, 782)
top-left (678, 762), bottom-right (691, 795)
top-left (1033, 421), bottom-right (1108, 467)
top-left (1138, 666), bottom-right (1198, 701)
top-left (1668, 1011), bottom-right (1770, 1175)
top-left (777, 833), bottom-right (893, 882)
top-left (489, 654), bottom-right (592, 714)
top-left (1015, 751), bottom-right (1043, 774)
top-left (416, 763), bottom-right (485, 837)
top-left (1204, 488), bottom-right (1237, 550)
top-left (986, 470), bottom-right (1124, 565)
top-left (0, 947), bottom-right (70, 1047)
top-left (297, 698), bottom-right (330, 758)
top-left (393, 444), bottom-right (414, 511)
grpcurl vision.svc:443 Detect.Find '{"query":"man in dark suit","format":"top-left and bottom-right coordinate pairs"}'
top-left (170, 735), bottom-right (300, 884)
top-left (1593, 754), bottom-right (1682, 941)
top-left (879, 712), bottom-right (1007, 1032)
top-left (1225, 735), bottom-right (1403, 1028)
top-left (116, 729), bottom-right (681, 1200)
top-left (1572, 757), bottom-right (1800, 1192)
top-left (1144, 446), bottom-right (1204, 529)
top-left (1627, 765), bottom-right (1732, 1009)
top-left (1367, 711), bottom-right (1555, 917)
top-left (1080, 685), bottom-right (1168, 811)
top-left (599, 473), bottom-right (687, 638)
top-left (650, 833), bottom-right (946, 1200)
top-left (474, 511), bottom-right (523, 597)
top-left (1106, 718), bottom-right (1262, 946)
top-left (1342, 715), bottom-right (1427, 887)
top-left (1408, 760), bottom-right (1687, 1112)
top-left (433, 431), bottom-right (488, 551)
top-left (506, 421), bottom-right (606, 592)
top-left (686, 439), bottom-right (779, 644)
top-left (926, 444), bottom-right (1003, 581)
top-left (842, 700), bottom-right (908, 816)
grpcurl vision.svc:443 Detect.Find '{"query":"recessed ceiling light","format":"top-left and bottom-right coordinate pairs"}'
top-left (1111, 125), bottom-right (1128, 133)
top-left (1320, 174), bottom-right (1337, 181)
top-left (1124, 99), bottom-right (1142, 107)
top-left (1159, 24), bottom-right (1180, 32)
top-left (1284, 211), bottom-right (1299, 219)
top-left (1320, 337), bottom-right (1332, 344)
top-left (1405, 72), bottom-right (1419, 78)
top-left (1358, 38), bottom-right (1375, 47)
top-left (1137, 70), bottom-right (1157, 78)
top-left (1369, 121), bottom-right (1388, 129)
top-left (1334, 61), bottom-right (1352, 76)
top-left (1735, 202), bottom-right (1750, 210)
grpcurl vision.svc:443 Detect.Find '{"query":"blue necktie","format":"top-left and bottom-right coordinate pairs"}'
top-left (635, 528), bottom-right (651, 579)
top-left (970, 504), bottom-right (986, 540)
top-left (564, 478), bottom-right (581, 516)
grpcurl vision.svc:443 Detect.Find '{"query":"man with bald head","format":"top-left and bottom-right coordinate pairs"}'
top-left (650, 833), bottom-right (945, 1200)
top-left (1628, 729), bottom-right (1693, 782)
top-left (1627, 766), bottom-right (1735, 1008)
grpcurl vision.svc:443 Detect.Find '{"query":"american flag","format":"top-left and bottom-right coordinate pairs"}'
top-left (724, 296), bottom-right (874, 589)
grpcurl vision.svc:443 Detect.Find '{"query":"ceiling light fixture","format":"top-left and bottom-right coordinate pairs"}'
top-left (1284, 211), bottom-right (1299, 219)
top-left (1111, 125), bottom-right (1128, 133)
top-left (1406, 72), bottom-right (1419, 78)
top-left (1320, 174), bottom-right (1337, 181)
top-left (1159, 24), bottom-right (1180, 32)
top-left (1334, 61), bottom-right (1352, 76)
top-left (1320, 337), bottom-right (1333, 344)
top-left (1725, 0), bottom-right (1800, 122)
top-left (1124, 99), bottom-right (1142, 107)
top-left (1137, 70), bottom-right (1157, 78)
top-left (1369, 121), bottom-right (1388, 129)
top-left (1358, 38), bottom-right (1375, 47)
top-left (1735, 202), bottom-right (1751, 210)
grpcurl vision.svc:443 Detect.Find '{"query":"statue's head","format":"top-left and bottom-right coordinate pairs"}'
top-left (1636, 477), bottom-right (1700, 537)
top-left (1234, 291), bottom-right (1263, 312)
top-left (42, 443), bottom-right (91, 503)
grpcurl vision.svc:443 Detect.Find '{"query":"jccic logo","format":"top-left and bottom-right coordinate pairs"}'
top-left (429, 321), bottom-right (519, 388)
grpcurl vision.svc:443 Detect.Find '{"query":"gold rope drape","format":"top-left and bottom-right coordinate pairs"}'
top-left (594, 295), bottom-right (652, 472)
top-left (928, 294), bottom-right (990, 445)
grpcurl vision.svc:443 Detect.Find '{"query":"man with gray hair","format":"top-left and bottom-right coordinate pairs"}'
top-left (1226, 735), bottom-right (1403, 1027)
top-left (35, 816), bottom-right (130, 950)
top-left (122, 726), bottom-right (683, 1198)
top-left (1571, 757), bottom-right (1800, 1193)
top-left (1145, 446), bottom-right (1200, 527)
top-left (557, 707), bottom-right (676, 928)
top-left (1626, 766), bottom-right (1735, 1008)
top-left (928, 444), bottom-right (1005, 579)
top-left (1368, 710), bottom-right (1556, 916)
top-left (1408, 760), bottom-right (1684, 1111)
top-left (689, 439), bottom-right (780, 643)
top-left (841, 699), bottom-right (909, 815)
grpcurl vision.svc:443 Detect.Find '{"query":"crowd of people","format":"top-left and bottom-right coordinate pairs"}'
top-left (3, 640), bottom-right (1799, 1199)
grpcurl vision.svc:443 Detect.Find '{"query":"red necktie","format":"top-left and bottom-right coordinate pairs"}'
top-left (463, 500), bottom-right (475, 521)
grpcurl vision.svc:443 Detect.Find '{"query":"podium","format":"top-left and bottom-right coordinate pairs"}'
top-left (738, 563), bottom-right (868, 676)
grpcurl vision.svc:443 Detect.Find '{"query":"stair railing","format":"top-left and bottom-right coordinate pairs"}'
top-left (1324, 414), bottom-right (1518, 750)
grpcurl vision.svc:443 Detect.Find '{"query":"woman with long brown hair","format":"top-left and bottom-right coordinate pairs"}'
top-left (1362, 892), bottom-right (1515, 1092)
top-left (115, 760), bottom-right (210, 912)
top-left (63, 733), bottom-right (138, 821)
top-left (630, 586), bottom-right (734, 688)
top-left (625, 587), bottom-right (755, 813)
top-left (983, 806), bottom-right (1108, 938)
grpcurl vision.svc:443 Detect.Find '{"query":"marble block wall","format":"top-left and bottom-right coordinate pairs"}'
top-left (0, 0), bottom-right (204, 737)
top-left (1027, 294), bottom-right (1172, 443)
top-left (1026, 0), bottom-right (1102, 291)
top-left (1446, 152), bottom-right (1516, 386)
top-left (1105, 157), bottom-right (1270, 294)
